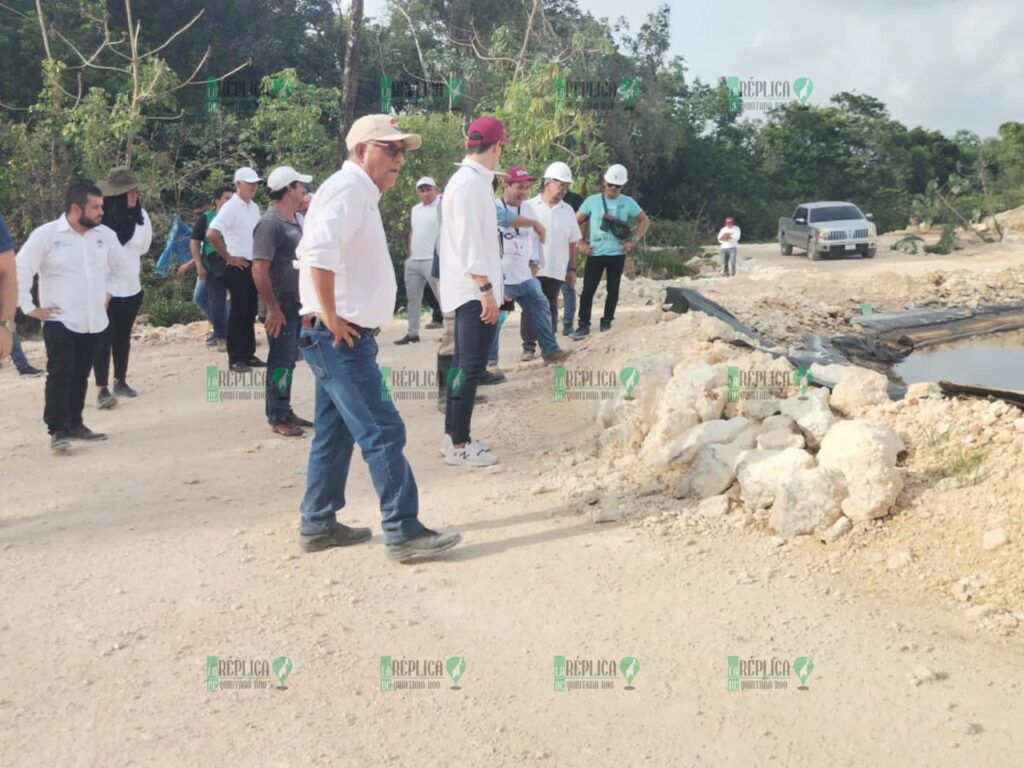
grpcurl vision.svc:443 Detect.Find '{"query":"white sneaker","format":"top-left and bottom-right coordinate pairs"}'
top-left (468, 437), bottom-right (492, 451)
top-left (445, 442), bottom-right (498, 467)
top-left (440, 434), bottom-right (491, 456)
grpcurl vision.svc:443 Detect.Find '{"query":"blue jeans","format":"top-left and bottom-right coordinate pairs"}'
top-left (562, 282), bottom-right (576, 330)
top-left (487, 310), bottom-right (508, 366)
top-left (9, 330), bottom-right (29, 371)
top-left (504, 279), bottom-right (560, 356)
top-left (298, 326), bottom-right (425, 544)
top-left (446, 301), bottom-right (498, 445)
top-left (722, 247), bottom-right (737, 276)
top-left (194, 274), bottom-right (228, 340)
top-left (264, 302), bottom-right (301, 424)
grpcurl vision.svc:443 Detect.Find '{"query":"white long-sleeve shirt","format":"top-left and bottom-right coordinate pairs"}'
top-left (16, 215), bottom-right (132, 334)
top-left (209, 194), bottom-right (260, 261)
top-left (717, 225), bottom-right (741, 248)
top-left (295, 160), bottom-right (396, 328)
top-left (109, 208), bottom-right (152, 297)
top-left (439, 158), bottom-right (502, 312)
top-left (497, 197), bottom-right (542, 286)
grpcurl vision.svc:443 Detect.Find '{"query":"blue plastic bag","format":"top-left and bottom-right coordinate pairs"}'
top-left (155, 213), bottom-right (193, 277)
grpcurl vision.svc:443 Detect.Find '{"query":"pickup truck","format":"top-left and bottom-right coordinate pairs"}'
top-left (778, 201), bottom-right (878, 261)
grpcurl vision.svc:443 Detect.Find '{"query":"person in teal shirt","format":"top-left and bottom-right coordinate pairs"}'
top-left (570, 164), bottom-right (650, 338)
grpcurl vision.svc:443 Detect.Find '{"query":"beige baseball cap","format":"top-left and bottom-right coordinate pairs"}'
top-left (345, 114), bottom-right (423, 152)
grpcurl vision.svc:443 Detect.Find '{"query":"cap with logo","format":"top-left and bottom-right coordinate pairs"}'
top-left (604, 164), bottom-right (628, 186)
top-left (267, 166), bottom-right (313, 193)
top-left (99, 167), bottom-right (140, 197)
top-left (504, 167), bottom-right (536, 184)
top-left (234, 167), bottom-right (262, 184)
top-left (542, 162), bottom-right (573, 184)
top-left (415, 177), bottom-right (437, 188)
top-left (466, 116), bottom-right (510, 146)
top-left (346, 114), bottom-right (423, 151)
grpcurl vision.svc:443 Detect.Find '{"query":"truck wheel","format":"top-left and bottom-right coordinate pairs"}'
top-left (779, 232), bottom-right (792, 255)
top-left (807, 238), bottom-right (820, 261)
top-left (864, 248), bottom-right (876, 259)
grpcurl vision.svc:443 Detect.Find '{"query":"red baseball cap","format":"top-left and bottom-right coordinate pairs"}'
top-left (725, 216), bottom-right (735, 225)
top-left (504, 167), bottom-right (536, 184)
top-left (467, 116), bottom-right (510, 146)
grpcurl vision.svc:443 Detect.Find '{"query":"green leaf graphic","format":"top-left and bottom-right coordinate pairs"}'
top-left (619, 367), bottom-right (639, 396)
top-left (446, 656), bottom-right (466, 686)
top-left (272, 656), bottom-right (293, 687)
top-left (619, 656), bottom-right (640, 685)
top-left (793, 77), bottom-right (814, 105)
top-left (794, 656), bottom-right (814, 685)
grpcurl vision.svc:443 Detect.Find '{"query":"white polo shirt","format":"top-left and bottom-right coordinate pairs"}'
top-left (209, 194), bottom-right (260, 261)
top-left (409, 198), bottom-right (441, 261)
top-left (110, 208), bottom-right (153, 297)
top-left (528, 194), bottom-right (582, 281)
top-left (497, 197), bottom-right (542, 286)
top-left (16, 215), bottom-right (132, 334)
top-left (439, 158), bottom-right (502, 313)
top-left (295, 160), bottom-right (397, 328)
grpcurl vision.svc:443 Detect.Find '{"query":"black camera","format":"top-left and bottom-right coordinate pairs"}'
top-left (600, 215), bottom-right (633, 241)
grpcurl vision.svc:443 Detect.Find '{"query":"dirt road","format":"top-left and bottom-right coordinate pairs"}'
top-left (2, 248), bottom-right (1023, 766)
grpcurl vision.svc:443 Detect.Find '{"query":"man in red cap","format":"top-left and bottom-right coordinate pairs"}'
top-left (717, 215), bottom-right (741, 277)
top-left (495, 167), bottom-right (569, 364)
top-left (438, 116), bottom-right (509, 467)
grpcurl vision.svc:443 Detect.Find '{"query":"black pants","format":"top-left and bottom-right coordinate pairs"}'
top-left (444, 301), bottom-right (498, 445)
top-left (93, 290), bottom-right (144, 386)
top-left (423, 282), bottom-right (443, 324)
top-left (220, 265), bottom-right (258, 364)
top-left (522, 276), bottom-right (563, 351)
top-left (43, 321), bottom-right (101, 435)
top-left (577, 254), bottom-right (626, 328)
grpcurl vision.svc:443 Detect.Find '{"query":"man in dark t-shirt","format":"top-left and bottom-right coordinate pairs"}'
top-left (252, 166), bottom-right (313, 437)
top-left (184, 187), bottom-right (233, 349)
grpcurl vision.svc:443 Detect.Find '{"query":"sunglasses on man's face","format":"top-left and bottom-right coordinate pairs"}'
top-left (417, 185), bottom-right (434, 192)
top-left (369, 141), bottom-right (407, 158)
top-left (605, 182), bottom-right (621, 189)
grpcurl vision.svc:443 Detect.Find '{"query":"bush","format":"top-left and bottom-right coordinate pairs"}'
top-left (139, 261), bottom-right (202, 327)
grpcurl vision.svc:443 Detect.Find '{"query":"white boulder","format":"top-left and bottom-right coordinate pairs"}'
top-left (817, 420), bottom-right (905, 521)
top-left (658, 418), bottom-right (751, 466)
top-left (769, 467), bottom-right (848, 538)
top-left (735, 448), bottom-right (816, 510)
top-left (778, 392), bottom-right (835, 449)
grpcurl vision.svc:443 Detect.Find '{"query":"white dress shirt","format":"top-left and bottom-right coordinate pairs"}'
top-left (209, 194), bottom-right (260, 261)
top-left (439, 158), bottom-right (502, 313)
top-left (497, 198), bottom-right (542, 286)
top-left (295, 160), bottom-right (396, 328)
top-left (110, 208), bottom-right (152, 297)
top-left (409, 198), bottom-right (441, 261)
top-left (16, 215), bottom-right (132, 334)
top-left (528, 194), bottom-right (582, 281)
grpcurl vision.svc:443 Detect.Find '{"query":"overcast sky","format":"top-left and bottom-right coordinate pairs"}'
top-left (365, 0), bottom-right (1022, 138)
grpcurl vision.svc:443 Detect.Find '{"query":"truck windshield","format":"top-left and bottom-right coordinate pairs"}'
top-left (809, 205), bottom-right (863, 222)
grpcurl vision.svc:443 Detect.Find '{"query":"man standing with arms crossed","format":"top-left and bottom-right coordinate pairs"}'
top-left (16, 182), bottom-right (132, 451)
top-left (295, 114), bottom-right (461, 561)
top-left (208, 167), bottom-right (264, 372)
top-left (395, 176), bottom-right (442, 345)
top-left (252, 165), bottom-right (315, 438)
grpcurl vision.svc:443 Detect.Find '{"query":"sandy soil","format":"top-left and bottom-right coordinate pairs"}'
top-left (2, 236), bottom-right (1023, 767)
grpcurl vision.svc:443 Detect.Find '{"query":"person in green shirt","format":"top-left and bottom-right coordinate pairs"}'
top-left (570, 164), bottom-right (650, 338)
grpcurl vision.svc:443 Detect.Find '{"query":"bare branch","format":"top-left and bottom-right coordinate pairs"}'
top-left (140, 8), bottom-right (205, 60)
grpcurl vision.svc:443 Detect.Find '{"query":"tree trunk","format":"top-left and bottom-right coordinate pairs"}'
top-left (340, 0), bottom-right (364, 145)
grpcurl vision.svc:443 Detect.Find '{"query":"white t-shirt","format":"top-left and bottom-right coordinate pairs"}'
top-left (110, 208), bottom-right (152, 297)
top-left (409, 198), bottom-right (441, 261)
top-left (295, 161), bottom-right (397, 328)
top-left (497, 198), bottom-right (541, 286)
top-left (528, 195), bottom-right (582, 281)
top-left (717, 226), bottom-right (741, 248)
top-left (439, 159), bottom-right (503, 313)
top-left (209, 194), bottom-right (260, 261)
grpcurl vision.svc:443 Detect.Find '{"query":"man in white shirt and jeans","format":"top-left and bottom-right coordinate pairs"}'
top-left (208, 167), bottom-right (264, 372)
top-left (16, 182), bottom-right (132, 452)
top-left (717, 215), bottom-right (741, 277)
top-left (395, 176), bottom-right (442, 345)
top-left (294, 114), bottom-right (461, 562)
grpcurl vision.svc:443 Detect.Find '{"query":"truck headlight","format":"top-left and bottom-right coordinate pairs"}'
top-left (868, 224), bottom-right (877, 237)
top-left (817, 229), bottom-right (829, 240)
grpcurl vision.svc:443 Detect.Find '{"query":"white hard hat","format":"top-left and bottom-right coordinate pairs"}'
top-left (604, 164), bottom-right (628, 186)
top-left (543, 161), bottom-right (573, 184)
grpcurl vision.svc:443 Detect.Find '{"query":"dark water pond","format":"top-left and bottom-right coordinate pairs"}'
top-left (894, 330), bottom-right (1024, 391)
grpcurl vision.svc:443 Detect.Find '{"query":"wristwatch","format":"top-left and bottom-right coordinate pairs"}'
top-left (479, 282), bottom-right (493, 293)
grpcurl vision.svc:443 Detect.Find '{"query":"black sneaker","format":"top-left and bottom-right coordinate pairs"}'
top-left (479, 369), bottom-right (507, 385)
top-left (97, 387), bottom-right (118, 409)
top-left (569, 325), bottom-right (590, 340)
top-left (205, 332), bottom-right (216, 344)
top-left (230, 361), bottom-right (252, 373)
top-left (562, 326), bottom-right (573, 337)
top-left (599, 319), bottom-right (613, 332)
top-left (51, 431), bottom-right (72, 453)
top-left (113, 380), bottom-right (138, 398)
top-left (394, 334), bottom-right (420, 345)
top-left (385, 528), bottom-right (462, 563)
top-left (543, 349), bottom-right (570, 364)
top-left (18, 365), bottom-right (45, 378)
top-left (300, 524), bottom-right (373, 553)
top-left (68, 424), bottom-right (107, 441)
top-left (246, 357), bottom-right (267, 368)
